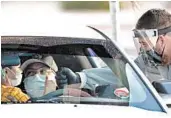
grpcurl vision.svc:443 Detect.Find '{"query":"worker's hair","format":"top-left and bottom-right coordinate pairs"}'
top-left (136, 9), bottom-right (171, 30)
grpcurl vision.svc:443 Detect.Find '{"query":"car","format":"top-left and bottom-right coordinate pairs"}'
top-left (1, 26), bottom-right (171, 118)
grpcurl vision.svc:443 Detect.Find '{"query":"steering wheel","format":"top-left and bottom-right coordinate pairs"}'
top-left (31, 88), bottom-right (91, 101)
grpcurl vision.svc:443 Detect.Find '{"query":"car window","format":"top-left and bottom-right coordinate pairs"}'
top-left (1, 42), bottom-right (163, 112)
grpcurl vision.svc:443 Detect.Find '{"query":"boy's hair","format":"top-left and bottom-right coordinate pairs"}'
top-left (136, 9), bottom-right (171, 29)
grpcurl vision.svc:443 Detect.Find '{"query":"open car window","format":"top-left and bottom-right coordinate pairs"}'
top-left (1, 36), bottom-right (164, 112)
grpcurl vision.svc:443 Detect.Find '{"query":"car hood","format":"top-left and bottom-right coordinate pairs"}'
top-left (0, 104), bottom-right (170, 118)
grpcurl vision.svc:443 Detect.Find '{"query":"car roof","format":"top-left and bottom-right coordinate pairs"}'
top-left (1, 36), bottom-right (106, 46)
top-left (2, 23), bottom-right (105, 40)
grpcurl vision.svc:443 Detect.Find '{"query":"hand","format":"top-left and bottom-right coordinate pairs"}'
top-left (59, 67), bottom-right (81, 84)
top-left (56, 67), bottom-right (81, 89)
top-left (56, 69), bottom-right (68, 89)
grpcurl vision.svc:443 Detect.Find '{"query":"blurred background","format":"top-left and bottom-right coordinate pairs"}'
top-left (1, 1), bottom-right (171, 58)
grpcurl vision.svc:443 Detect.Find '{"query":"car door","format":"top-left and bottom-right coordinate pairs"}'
top-left (1, 31), bottom-right (170, 118)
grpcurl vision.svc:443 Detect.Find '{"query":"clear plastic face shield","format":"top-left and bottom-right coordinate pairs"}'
top-left (132, 26), bottom-right (171, 82)
top-left (133, 29), bottom-right (161, 64)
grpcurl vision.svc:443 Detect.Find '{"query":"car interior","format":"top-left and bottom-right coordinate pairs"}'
top-left (3, 41), bottom-right (168, 109)
top-left (1, 43), bottom-right (130, 105)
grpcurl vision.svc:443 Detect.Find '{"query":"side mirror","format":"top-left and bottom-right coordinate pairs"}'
top-left (152, 80), bottom-right (171, 94)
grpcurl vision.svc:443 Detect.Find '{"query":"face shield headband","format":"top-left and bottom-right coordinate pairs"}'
top-left (133, 25), bottom-right (171, 41)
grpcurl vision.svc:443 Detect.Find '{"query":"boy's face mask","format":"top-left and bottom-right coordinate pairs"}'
top-left (24, 72), bottom-right (57, 98)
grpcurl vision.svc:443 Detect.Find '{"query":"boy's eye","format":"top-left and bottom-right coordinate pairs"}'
top-left (26, 71), bottom-right (36, 77)
top-left (40, 70), bottom-right (45, 74)
top-left (26, 72), bottom-right (32, 76)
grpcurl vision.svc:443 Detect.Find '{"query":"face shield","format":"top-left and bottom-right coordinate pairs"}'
top-left (132, 26), bottom-right (171, 82)
top-left (133, 29), bottom-right (161, 63)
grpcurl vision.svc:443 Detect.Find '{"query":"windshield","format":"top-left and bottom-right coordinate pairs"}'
top-left (1, 38), bottom-right (164, 112)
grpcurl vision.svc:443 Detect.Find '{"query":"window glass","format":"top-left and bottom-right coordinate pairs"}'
top-left (1, 43), bottom-right (162, 112)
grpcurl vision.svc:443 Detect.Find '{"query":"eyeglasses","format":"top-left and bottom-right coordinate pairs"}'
top-left (25, 67), bottom-right (55, 77)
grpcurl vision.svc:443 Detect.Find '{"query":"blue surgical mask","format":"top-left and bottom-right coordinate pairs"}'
top-left (24, 74), bottom-right (46, 98)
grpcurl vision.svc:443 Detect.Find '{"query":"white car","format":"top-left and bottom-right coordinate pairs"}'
top-left (1, 26), bottom-right (171, 118)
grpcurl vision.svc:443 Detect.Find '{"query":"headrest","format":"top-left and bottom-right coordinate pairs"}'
top-left (1, 55), bottom-right (21, 67)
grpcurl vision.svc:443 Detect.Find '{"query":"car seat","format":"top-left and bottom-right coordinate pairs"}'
top-left (1, 55), bottom-right (21, 68)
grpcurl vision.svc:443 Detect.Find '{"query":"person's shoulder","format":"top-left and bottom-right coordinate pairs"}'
top-left (8, 86), bottom-right (22, 93)
top-left (134, 55), bottom-right (144, 63)
top-left (135, 54), bottom-right (143, 60)
top-left (2, 85), bottom-right (22, 95)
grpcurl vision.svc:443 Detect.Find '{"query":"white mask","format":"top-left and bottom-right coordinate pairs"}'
top-left (3, 67), bottom-right (23, 86)
top-left (10, 71), bottom-right (22, 86)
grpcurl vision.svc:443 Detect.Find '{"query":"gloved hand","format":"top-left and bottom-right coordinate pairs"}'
top-left (56, 67), bottom-right (81, 89)
top-left (56, 70), bottom-right (68, 89)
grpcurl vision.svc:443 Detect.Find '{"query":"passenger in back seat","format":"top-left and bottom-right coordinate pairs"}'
top-left (1, 55), bottom-right (29, 102)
